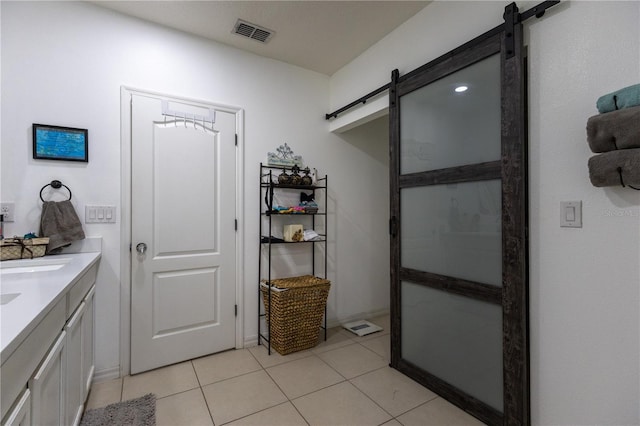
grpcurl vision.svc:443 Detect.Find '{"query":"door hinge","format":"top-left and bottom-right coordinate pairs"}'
top-left (235, 304), bottom-right (238, 317)
top-left (129, 243), bottom-right (132, 252)
top-left (235, 134), bottom-right (238, 146)
top-left (235, 219), bottom-right (238, 231)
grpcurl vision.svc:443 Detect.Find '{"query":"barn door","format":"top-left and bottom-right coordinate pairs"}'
top-left (390, 5), bottom-right (528, 424)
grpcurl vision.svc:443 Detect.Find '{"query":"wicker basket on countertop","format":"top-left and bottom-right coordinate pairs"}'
top-left (0, 237), bottom-right (50, 261)
top-left (260, 275), bottom-right (330, 355)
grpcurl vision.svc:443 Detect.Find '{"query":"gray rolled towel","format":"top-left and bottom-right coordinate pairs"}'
top-left (39, 200), bottom-right (85, 254)
top-left (588, 148), bottom-right (640, 188)
top-left (586, 106), bottom-right (640, 153)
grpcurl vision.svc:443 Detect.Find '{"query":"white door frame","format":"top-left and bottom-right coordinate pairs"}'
top-left (119, 86), bottom-right (245, 377)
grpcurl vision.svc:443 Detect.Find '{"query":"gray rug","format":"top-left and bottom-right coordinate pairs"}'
top-left (80, 393), bottom-right (156, 426)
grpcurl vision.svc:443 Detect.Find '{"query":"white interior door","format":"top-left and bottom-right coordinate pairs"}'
top-left (130, 93), bottom-right (237, 374)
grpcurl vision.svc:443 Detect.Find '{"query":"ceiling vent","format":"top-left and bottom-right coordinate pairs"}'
top-left (232, 19), bottom-right (274, 44)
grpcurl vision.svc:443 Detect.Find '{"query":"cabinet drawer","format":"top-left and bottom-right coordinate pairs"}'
top-left (0, 298), bottom-right (65, 420)
top-left (30, 331), bottom-right (66, 426)
top-left (67, 263), bottom-right (98, 319)
top-left (1, 388), bottom-right (30, 426)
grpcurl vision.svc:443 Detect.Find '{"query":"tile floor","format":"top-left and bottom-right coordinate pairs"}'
top-left (85, 315), bottom-right (485, 426)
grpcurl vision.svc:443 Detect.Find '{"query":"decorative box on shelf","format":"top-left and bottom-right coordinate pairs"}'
top-left (283, 224), bottom-right (304, 242)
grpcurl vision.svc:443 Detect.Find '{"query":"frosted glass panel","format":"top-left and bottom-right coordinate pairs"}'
top-left (400, 54), bottom-right (500, 174)
top-left (401, 281), bottom-right (503, 411)
top-left (401, 180), bottom-right (501, 286)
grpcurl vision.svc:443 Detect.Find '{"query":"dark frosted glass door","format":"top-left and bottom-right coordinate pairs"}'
top-left (390, 21), bottom-right (528, 425)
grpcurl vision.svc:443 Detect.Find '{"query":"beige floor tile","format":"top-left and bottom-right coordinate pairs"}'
top-left (156, 389), bottom-right (213, 426)
top-left (266, 355), bottom-right (345, 398)
top-left (293, 381), bottom-right (392, 426)
top-left (370, 314), bottom-right (390, 329)
top-left (85, 378), bottom-right (122, 409)
top-left (381, 420), bottom-right (403, 426)
top-left (227, 402), bottom-right (307, 426)
top-left (396, 397), bottom-right (486, 426)
top-left (248, 343), bottom-right (313, 369)
top-left (351, 367), bottom-right (437, 417)
top-left (202, 370), bottom-right (287, 425)
top-left (122, 361), bottom-right (199, 400)
top-left (193, 348), bottom-right (262, 386)
top-left (318, 343), bottom-right (387, 379)
top-left (360, 333), bottom-right (391, 361)
top-left (311, 326), bottom-right (356, 354)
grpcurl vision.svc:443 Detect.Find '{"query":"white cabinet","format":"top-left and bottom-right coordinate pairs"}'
top-left (1, 257), bottom-right (99, 426)
top-left (64, 284), bottom-right (95, 426)
top-left (82, 286), bottom-right (95, 400)
top-left (65, 302), bottom-right (85, 426)
top-left (2, 389), bottom-right (31, 426)
top-left (29, 331), bottom-right (66, 426)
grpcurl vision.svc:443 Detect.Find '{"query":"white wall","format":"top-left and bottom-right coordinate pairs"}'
top-left (330, 116), bottom-right (390, 321)
top-left (331, 1), bottom-right (640, 424)
top-left (1, 1), bottom-right (390, 379)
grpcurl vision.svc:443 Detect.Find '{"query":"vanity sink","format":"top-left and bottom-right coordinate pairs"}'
top-left (0, 293), bottom-right (20, 305)
top-left (0, 257), bottom-right (72, 275)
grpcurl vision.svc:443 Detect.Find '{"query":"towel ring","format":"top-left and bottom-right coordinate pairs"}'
top-left (40, 180), bottom-right (73, 202)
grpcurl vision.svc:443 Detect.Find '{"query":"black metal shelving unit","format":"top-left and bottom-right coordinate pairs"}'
top-left (258, 163), bottom-right (328, 354)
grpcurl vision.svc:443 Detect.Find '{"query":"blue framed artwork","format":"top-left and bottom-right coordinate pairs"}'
top-left (33, 123), bottom-right (88, 162)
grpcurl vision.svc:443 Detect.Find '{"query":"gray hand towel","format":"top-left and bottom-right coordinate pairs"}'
top-left (39, 200), bottom-right (85, 254)
top-left (586, 106), bottom-right (640, 153)
top-left (588, 148), bottom-right (640, 188)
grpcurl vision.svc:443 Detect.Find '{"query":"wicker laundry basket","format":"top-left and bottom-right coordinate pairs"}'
top-left (0, 237), bottom-right (50, 261)
top-left (261, 275), bottom-right (331, 355)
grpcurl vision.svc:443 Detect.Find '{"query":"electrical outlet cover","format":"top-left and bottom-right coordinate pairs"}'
top-left (1, 202), bottom-right (15, 222)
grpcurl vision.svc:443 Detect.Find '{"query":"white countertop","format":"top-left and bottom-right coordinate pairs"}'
top-left (0, 252), bottom-right (101, 363)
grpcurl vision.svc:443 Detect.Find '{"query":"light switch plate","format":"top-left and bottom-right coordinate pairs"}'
top-left (560, 201), bottom-right (582, 228)
top-left (85, 205), bottom-right (116, 223)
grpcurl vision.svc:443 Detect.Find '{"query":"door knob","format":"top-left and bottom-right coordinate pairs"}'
top-left (136, 243), bottom-right (147, 255)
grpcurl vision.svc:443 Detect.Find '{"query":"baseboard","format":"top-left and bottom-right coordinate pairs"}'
top-left (327, 309), bottom-right (390, 329)
top-left (92, 366), bottom-right (120, 383)
top-left (242, 309), bottom-right (390, 348)
top-left (244, 336), bottom-right (259, 348)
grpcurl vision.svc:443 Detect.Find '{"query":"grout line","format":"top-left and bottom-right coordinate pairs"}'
top-left (355, 339), bottom-right (388, 360)
top-left (346, 375), bottom-right (396, 422)
top-left (198, 366), bottom-right (268, 389)
top-left (286, 379), bottom-right (349, 402)
top-left (289, 399), bottom-right (312, 426)
top-left (347, 364), bottom-right (389, 381)
top-left (198, 386), bottom-right (216, 425)
top-left (191, 360), bottom-right (203, 388)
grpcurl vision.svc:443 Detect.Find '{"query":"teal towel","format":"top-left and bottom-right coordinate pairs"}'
top-left (596, 84), bottom-right (640, 113)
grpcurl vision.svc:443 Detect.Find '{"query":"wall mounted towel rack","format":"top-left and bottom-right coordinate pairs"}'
top-left (40, 180), bottom-right (72, 201)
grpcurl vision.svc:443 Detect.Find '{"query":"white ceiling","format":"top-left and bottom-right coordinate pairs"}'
top-left (90, 1), bottom-right (430, 76)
